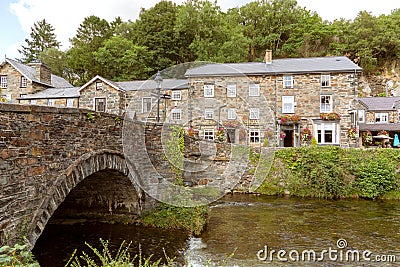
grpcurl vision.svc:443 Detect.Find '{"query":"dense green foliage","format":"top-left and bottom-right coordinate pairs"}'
top-left (0, 243), bottom-right (40, 267)
top-left (140, 203), bottom-right (209, 235)
top-left (257, 146), bottom-right (400, 199)
top-left (18, 0), bottom-right (400, 85)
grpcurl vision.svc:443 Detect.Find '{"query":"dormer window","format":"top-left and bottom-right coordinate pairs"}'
top-left (96, 82), bottom-right (103, 90)
top-left (20, 76), bottom-right (27, 88)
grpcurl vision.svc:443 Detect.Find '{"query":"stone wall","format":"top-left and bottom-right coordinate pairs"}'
top-left (0, 103), bottom-right (138, 246)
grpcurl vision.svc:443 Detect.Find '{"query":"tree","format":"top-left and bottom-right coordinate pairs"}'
top-left (38, 47), bottom-right (67, 78)
top-left (19, 19), bottom-right (60, 63)
top-left (131, 1), bottom-right (179, 71)
top-left (67, 16), bottom-right (112, 85)
top-left (94, 36), bottom-right (153, 81)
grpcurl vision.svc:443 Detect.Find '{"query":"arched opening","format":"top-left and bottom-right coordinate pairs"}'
top-left (50, 169), bottom-right (141, 222)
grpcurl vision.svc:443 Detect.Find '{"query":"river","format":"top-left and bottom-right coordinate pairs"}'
top-left (33, 194), bottom-right (400, 266)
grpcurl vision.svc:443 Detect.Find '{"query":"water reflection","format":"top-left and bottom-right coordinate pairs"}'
top-left (33, 195), bottom-right (400, 267)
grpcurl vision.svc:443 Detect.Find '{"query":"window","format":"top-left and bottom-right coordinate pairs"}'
top-left (204, 129), bottom-right (214, 140)
top-left (95, 98), bottom-right (106, 112)
top-left (375, 113), bottom-right (388, 123)
top-left (20, 76), bottom-right (27, 88)
top-left (96, 82), bottom-right (103, 90)
top-left (249, 83), bottom-right (260, 96)
top-left (171, 108), bottom-right (182, 120)
top-left (66, 99), bottom-right (74, 107)
top-left (282, 96), bottom-right (295, 113)
top-left (227, 108), bottom-right (237, 120)
top-left (249, 129), bottom-right (260, 143)
top-left (205, 109), bottom-right (214, 119)
top-left (249, 108), bottom-right (259, 120)
top-left (172, 90), bottom-right (181, 100)
top-left (48, 99), bottom-right (55, 106)
top-left (321, 74), bottom-right (331, 87)
top-left (315, 123), bottom-right (338, 144)
top-left (30, 99), bottom-right (37, 105)
top-left (358, 110), bottom-right (365, 123)
top-left (283, 75), bottom-right (293, 88)
top-left (320, 95), bottom-right (332, 113)
top-left (204, 84), bottom-right (214, 97)
top-left (0, 76), bottom-right (7, 88)
top-left (142, 97), bottom-right (152, 113)
top-left (227, 83), bottom-right (236, 97)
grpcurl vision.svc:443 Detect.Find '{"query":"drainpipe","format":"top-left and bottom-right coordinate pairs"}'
top-left (274, 74), bottom-right (278, 147)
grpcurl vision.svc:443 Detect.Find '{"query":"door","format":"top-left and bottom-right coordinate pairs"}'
top-left (95, 98), bottom-right (106, 112)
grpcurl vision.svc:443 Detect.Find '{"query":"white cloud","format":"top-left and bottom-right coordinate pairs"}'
top-left (5, 41), bottom-right (22, 59)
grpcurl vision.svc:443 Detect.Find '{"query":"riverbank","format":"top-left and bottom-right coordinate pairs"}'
top-left (257, 146), bottom-right (400, 199)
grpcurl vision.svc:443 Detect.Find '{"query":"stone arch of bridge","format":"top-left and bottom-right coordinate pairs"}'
top-left (28, 149), bottom-right (142, 247)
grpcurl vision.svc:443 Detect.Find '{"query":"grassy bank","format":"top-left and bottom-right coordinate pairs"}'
top-left (139, 203), bottom-right (209, 235)
top-left (257, 146), bottom-right (400, 199)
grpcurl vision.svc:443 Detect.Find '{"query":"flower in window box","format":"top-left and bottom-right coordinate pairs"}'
top-left (347, 127), bottom-right (357, 139)
top-left (320, 112), bottom-right (341, 120)
top-left (279, 114), bottom-right (301, 124)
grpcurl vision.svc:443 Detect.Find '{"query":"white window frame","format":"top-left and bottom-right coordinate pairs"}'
top-left (171, 90), bottom-right (182, 100)
top-left (0, 76), bottom-right (7, 88)
top-left (282, 96), bottom-right (295, 113)
top-left (227, 83), bottom-right (237, 97)
top-left (66, 98), bottom-right (74, 107)
top-left (249, 108), bottom-right (259, 120)
top-left (48, 99), bottom-right (55, 106)
top-left (94, 97), bottom-right (106, 112)
top-left (249, 83), bottom-right (260, 97)
top-left (321, 74), bottom-right (331, 87)
top-left (204, 84), bottom-right (214, 97)
top-left (204, 129), bottom-right (214, 140)
top-left (171, 108), bottom-right (182, 120)
top-left (30, 99), bottom-right (37, 105)
top-left (358, 110), bottom-right (365, 123)
top-left (249, 129), bottom-right (260, 143)
top-left (375, 113), bottom-right (388, 123)
top-left (142, 97), bottom-right (152, 113)
top-left (96, 82), bottom-right (103, 90)
top-left (283, 75), bottom-right (293, 88)
top-left (314, 122), bottom-right (338, 145)
top-left (227, 108), bottom-right (237, 120)
top-left (320, 95), bottom-right (333, 113)
top-left (204, 109), bottom-right (214, 120)
top-left (20, 76), bottom-right (27, 88)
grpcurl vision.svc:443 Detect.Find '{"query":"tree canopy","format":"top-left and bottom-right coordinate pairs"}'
top-left (18, 0), bottom-right (400, 85)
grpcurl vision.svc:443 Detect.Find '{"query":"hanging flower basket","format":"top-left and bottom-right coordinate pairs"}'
top-left (300, 127), bottom-right (313, 142)
top-left (347, 127), bottom-right (357, 139)
top-left (320, 112), bottom-right (341, 120)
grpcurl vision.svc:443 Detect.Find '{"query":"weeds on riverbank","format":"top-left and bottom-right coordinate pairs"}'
top-left (139, 203), bottom-right (209, 235)
top-left (65, 238), bottom-right (174, 267)
top-left (257, 146), bottom-right (400, 199)
top-left (0, 243), bottom-right (40, 267)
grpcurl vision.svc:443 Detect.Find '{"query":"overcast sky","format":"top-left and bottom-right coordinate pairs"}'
top-left (1, 0), bottom-right (400, 59)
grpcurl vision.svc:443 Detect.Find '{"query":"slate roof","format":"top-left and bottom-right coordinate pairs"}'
top-left (359, 123), bottom-right (400, 132)
top-left (185, 56), bottom-right (362, 77)
top-left (4, 58), bottom-right (72, 88)
top-left (19, 87), bottom-right (80, 99)
top-left (357, 97), bottom-right (400, 111)
top-left (117, 79), bottom-right (189, 91)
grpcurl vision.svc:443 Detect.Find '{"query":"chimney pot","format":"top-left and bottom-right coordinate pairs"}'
top-left (264, 49), bottom-right (272, 64)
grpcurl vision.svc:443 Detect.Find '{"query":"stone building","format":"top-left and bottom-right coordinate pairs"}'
top-left (185, 51), bottom-right (362, 147)
top-left (2, 54), bottom-right (365, 147)
top-left (0, 58), bottom-right (73, 105)
top-left (357, 97), bottom-right (400, 145)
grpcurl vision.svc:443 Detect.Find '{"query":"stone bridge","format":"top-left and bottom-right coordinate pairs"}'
top-left (0, 103), bottom-right (151, 247)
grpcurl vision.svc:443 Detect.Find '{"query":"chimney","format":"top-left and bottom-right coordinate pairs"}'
top-left (28, 60), bottom-right (52, 85)
top-left (264, 49), bottom-right (272, 64)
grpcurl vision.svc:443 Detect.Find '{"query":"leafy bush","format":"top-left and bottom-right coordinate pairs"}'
top-left (258, 146), bottom-right (399, 199)
top-left (0, 243), bottom-right (40, 267)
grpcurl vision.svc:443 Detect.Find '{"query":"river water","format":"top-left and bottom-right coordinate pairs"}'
top-left (33, 194), bottom-right (400, 266)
